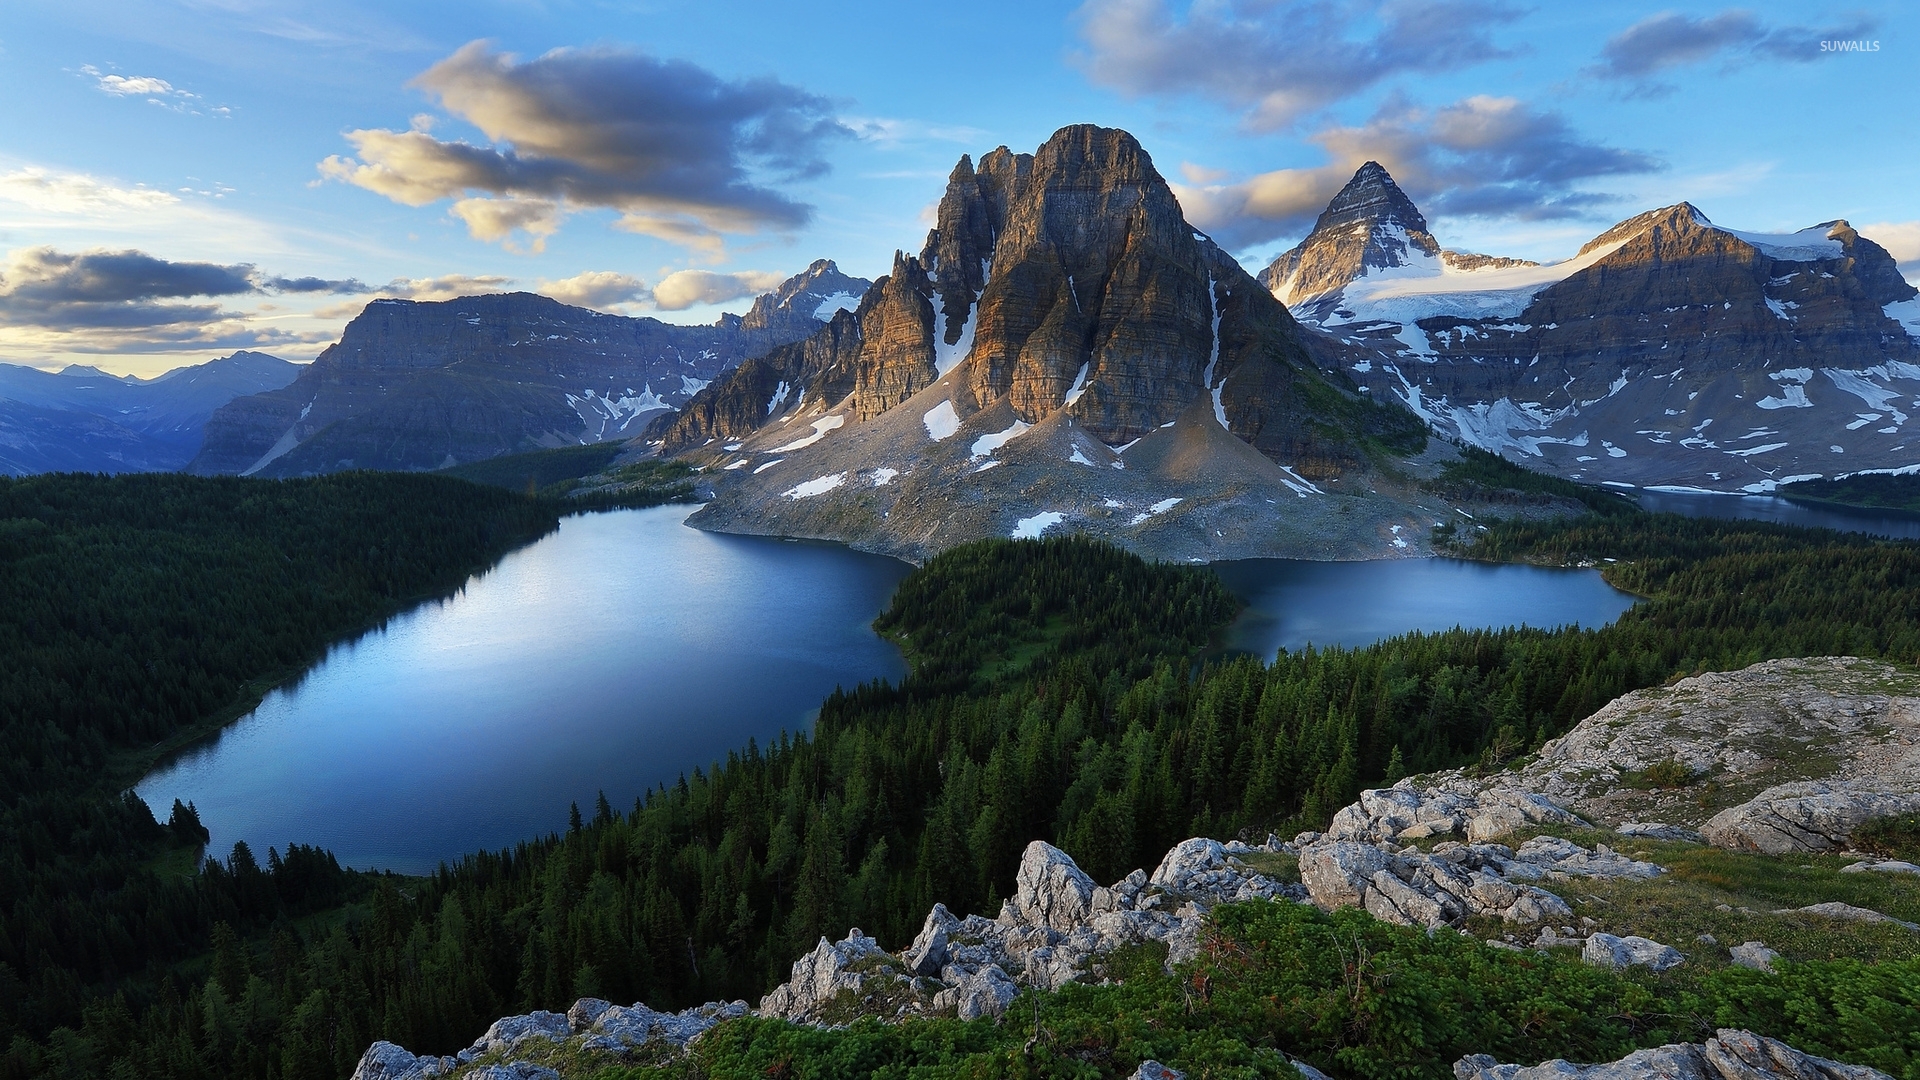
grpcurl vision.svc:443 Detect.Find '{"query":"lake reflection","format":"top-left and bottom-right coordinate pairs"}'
top-left (137, 505), bottom-right (910, 875)
top-left (1210, 557), bottom-right (1639, 659)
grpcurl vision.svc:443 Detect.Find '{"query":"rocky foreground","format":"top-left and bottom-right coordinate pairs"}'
top-left (353, 658), bottom-right (1919, 1079)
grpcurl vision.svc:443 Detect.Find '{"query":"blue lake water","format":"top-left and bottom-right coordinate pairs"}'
top-left (1211, 557), bottom-right (1639, 659)
top-left (137, 505), bottom-right (912, 875)
top-left (139, 507), bottom-right (1642, 873)
top-left (1634, 490), bottom-right (1920, 540)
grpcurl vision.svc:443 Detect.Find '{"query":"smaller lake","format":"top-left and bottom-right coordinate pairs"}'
top-left (1634, 490), bottom-right (1920, 541)
top-left (1211, 558), bottom-right (1640, 659)
top-left (137, 506), bottom-right (910, 875)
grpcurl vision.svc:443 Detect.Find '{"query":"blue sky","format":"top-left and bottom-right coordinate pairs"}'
top-left (1, 0), bottom-right (1914, 375)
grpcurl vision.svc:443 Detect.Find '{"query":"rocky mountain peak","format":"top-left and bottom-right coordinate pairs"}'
top-left (1258, 161), bottom-right (1443, 312)
top-left (741, 259), bottom-right (872, 334)
top-left (1316, 160), bottom-right (1430, 236)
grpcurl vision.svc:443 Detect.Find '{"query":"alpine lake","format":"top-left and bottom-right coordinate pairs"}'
top-left (140, 493), bottom-right (1913, 875)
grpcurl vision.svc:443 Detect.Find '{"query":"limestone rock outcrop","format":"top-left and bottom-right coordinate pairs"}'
top-left (752, 838), bottom-right (1304, 1024)
top-left (1453, 1029), bottom-right (1892, 1080)
top-left (1402, 658), bottom-right (1920, 854)
top-left (1703, 783), bottom-right (1920, 855)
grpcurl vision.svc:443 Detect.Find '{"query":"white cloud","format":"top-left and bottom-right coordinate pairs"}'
top-left (449, 196), bottom-right (567, 254)
top-left (0, 167), bottom-right (180, 216)
top-left (651, 269), bottom-right (784, 311)
top-left (1859, 221), bottom-right (1920, 280)
top-left (536, 270), bottom-right (649, 310)
top-left (96, 74), bottom-right (185, 97)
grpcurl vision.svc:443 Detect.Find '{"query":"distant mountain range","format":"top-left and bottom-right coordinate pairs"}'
top-left (189, 261), bottom-right (869, 477)
top-left (0, 352), bottom-right (300, 475)
top-left (1261, 162), bottom-right (1920, 494)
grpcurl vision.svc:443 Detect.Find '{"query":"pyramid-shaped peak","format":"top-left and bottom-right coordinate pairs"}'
top-left (1312, 161), bottom-right (1429, 237)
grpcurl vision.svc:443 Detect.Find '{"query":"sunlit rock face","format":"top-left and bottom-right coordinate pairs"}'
top-left (1264, 161), bottom-right (1920, 493)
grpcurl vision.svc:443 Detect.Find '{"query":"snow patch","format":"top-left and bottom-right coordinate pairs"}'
top-left (811, 292), bottom-right (860, 320)
top-left (970, 420), bottom-right (1031, 460)
top-left (723, 459), bottom-right (749, 470)
top-left (766, 381), bottom-right (791, 417)
top-left (679, 375), bottom-right (711, 396)
top-left (752, 458), bottom-right (785, 474)
top-left (1128, 497), bottom-right (1182, 525)
top-left (932, 295), bottom-right (978, 375)
top-left (783, 473), bottom-right (846, 499)
top-left (1063, 362), bottom-right (1090, 407)
top-left (1756, 385), bottom-right (1812, 409)
top-left (922, 400), bottom-right (961, 440)
top-left (1011, 511), bottom-right (1065, 539)
top-left (771, 414), bottom-right (845, 453)
top-left (1725, 442), bottom-right (1789, 457)
top-left (1884, 297), bottom-right (1920, 344)
top-left (1277, 465), bottom-right (1323, 498)
top-left (1717, 224), bottom-right (1845, 261)
top-left (1069, 447), bottom-right (1097, 467)
top-left (870, 467), bottom-right (899, 487)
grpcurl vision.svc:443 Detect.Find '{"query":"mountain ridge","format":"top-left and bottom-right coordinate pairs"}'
top-left (188, 263), bottom-right (871, 477)
top-left (1261, 164), bottom-right (1920, 493)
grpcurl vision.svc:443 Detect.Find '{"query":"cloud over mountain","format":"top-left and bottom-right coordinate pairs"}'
top-left (1175, 95), bottom-right (1661, 249)
top-left (1071, 0), bottom-right (1522, 128)
top-left (650, 269), bottom-right (786, 311)
top-left (1591, 9), bottom-right (1879, 93)
top-left (319, 41), bottom-right (851, 254)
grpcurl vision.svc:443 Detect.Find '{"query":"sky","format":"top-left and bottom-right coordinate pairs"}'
top-left (0, 0), bottom-right (1914, 377)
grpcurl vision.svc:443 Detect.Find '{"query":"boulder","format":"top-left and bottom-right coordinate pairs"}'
top-left (1704, 783), bottom-right (1920, 855)
top-left (1008, 841), bottom-right (1098, 932)
top-left (759, 930), bottom-right (893, 1023)
top-left (579, 1000), bottom-right (747, 1052)
top-left (1729, 942), bottom-right (1780, 972)
top-left (1365, 868), bottom-right (1458, 929)
top-left (566, 998), bottom-right (612, 1033)
top-left (465, 1012), bottom-right (569, 1058)
top-left (1131, 1062), bottom-right (1186, 1080)
top-left (1776, 902), bottom-right (1919, 930)
top-left (1840, 859), bottom-right (1920, 876)
top-left (467, 1066), bottom-right (560, 1080)
top-left (933, 963), bottom-right (1018, 1020)
top-left (1703, 1029), bottom-right (1891, 1080)
top-left (1300, 841), bottom-right (1390, 910)
top-left (1618, 823), bottom-right (1705, 843)
top-left (1151, 837), bottom-right (1231, 890)
top-left (350, 1042), bottom-right (453, 1080)
top-left (1582, 933), bottom-right (1685, 972)
top-left (905, 903), bottom-right (958, 976)
top-left (1453, 1029), bottom-right (1893, 1080)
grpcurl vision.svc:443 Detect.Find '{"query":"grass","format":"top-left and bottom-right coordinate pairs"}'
top-left (1479, 825), bottom-right (1920, 969)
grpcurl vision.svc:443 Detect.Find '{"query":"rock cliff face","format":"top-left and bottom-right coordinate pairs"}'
top-left (658, 125), bottom-right (1442, 563)
top-left (190, 264), bottom-right (868, 477)
top-left (1263, 164), bottom-right (1920, 492)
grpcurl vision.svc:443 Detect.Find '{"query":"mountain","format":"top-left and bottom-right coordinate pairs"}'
top-left (651, 125), bottom-right (1454, 563)
top-left (1262, 164), bottom-right (1920, 494)
top-left (188, 263), bottom-right (870, 477)
top-left (0, 351), bottom-right (301, 475)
